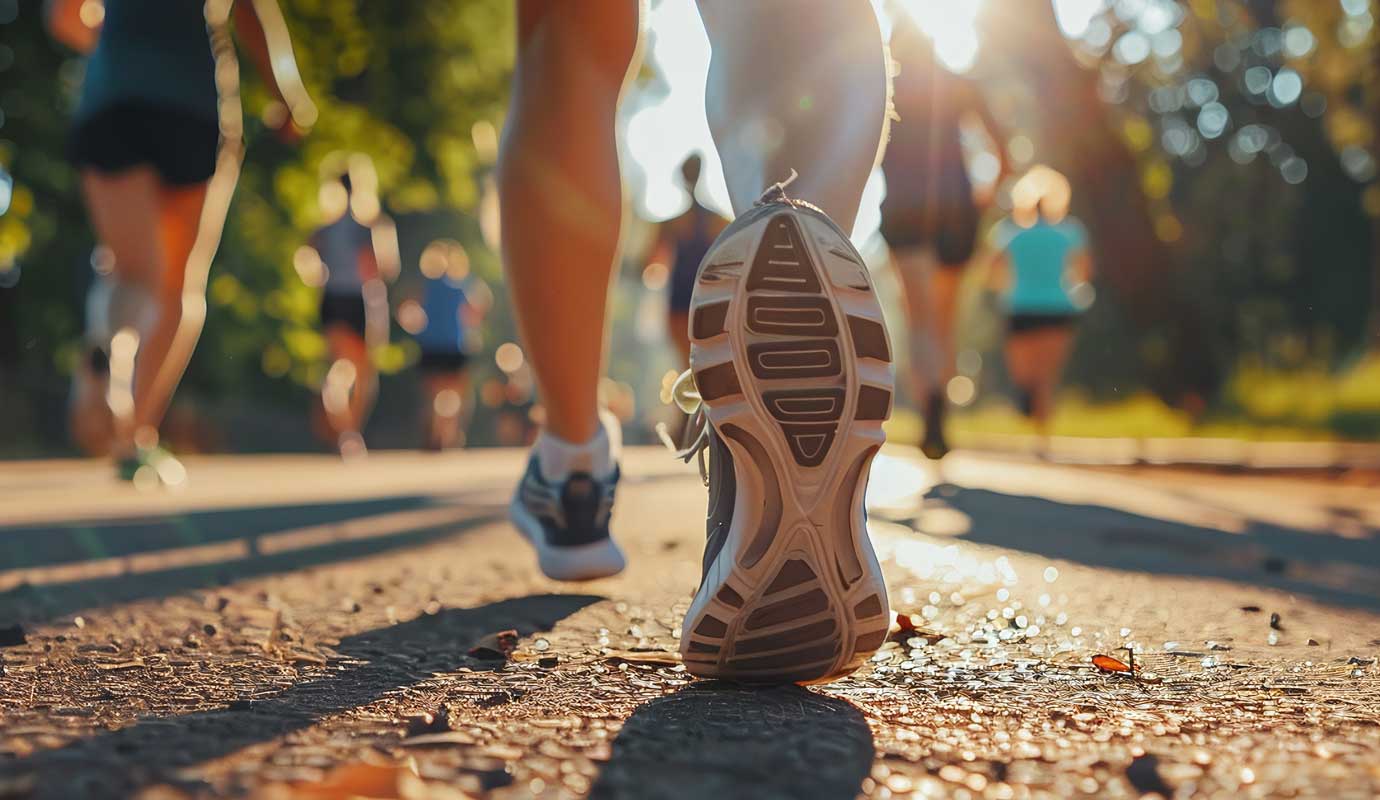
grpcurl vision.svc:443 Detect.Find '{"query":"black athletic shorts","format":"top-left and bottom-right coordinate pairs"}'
top-left (68, 103), bottom-right (219, 186)
top-left (880, 201), bottom-right (980, 268)
top-left (1008, 312), bottom-right (1077, 335)
top-left (320, 293), bottom-right (368, 337)
top-left (418, 350), bottom-right (470, 373)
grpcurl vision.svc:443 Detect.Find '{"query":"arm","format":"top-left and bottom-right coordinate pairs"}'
top-left (966, 82), bottom-right (1011, 186)
top-left (356, 244), bottom-right (380, 284)
top-left (368, 217), bottom-right (401, 283)
top-left (232, 0), bottom-right (317, 133)
top-left (46, 0), bottom-right (99, 53)
top-left (983, 250), bottom-right (1010, 293)
top-left (646, 219), bottom-right (677, 271)
top-left (1069, 248), bottom-right (1093, 284)
top-left (460, 278), bottom-right (495, 328)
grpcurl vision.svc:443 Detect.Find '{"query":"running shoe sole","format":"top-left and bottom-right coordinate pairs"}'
top-left (680, 200), bottom-right (893, 684)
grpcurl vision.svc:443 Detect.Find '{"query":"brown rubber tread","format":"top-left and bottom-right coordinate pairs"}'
top-left (765, 559), bottom-right (817, 594)
top-left (747, 339), bottom-right (841, 380)
top-left (692, 300), bottom-right (730, 340)
top-left (746, 296), bottom-right (838, 337)
top-left (853, 595), bottom-right (885, 618)
top-left (694, 362), bottom-right (742, 402)
top-left (720, 424), bottom-right (784, 569)
top-left (853, 630), bottom-right (887, 653)
top-left (781, 423), bottom-right (838, 468)
top-left (727, 640), bottom-right (840, 671)
top-left (746, 214), bottom-right (822, 294)
top-left (855, 385), bottom-right (891, 421)
top-left (733, 619), bottom-right (838, 655)
top-left (830, 447), bottom-right (877, 587)
top-left (847, 316), bottom-right (891, 361)
top-left (694, 615), bottom-right (728, 637)
top-left (746, 589), bottom-right (829, 630)
top-left (687, 641), bottom-right (720, 654)
top-left (763, 388), bottom-right (845, 423)
top-left (716, 585), bottom-right (744, 608)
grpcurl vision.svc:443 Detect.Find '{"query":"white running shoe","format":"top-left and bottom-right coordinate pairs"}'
top-left (672, 179), bottom-right (894, 684)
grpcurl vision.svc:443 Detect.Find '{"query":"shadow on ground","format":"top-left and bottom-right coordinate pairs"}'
top-left (589, 683), bottom-right (874, 800)
top-left (928, 485), bottom-right (1380, 609)
top-left (7, 593), bottom-right (601, 799)
top-left (0, 494), bottom-right (505, 624)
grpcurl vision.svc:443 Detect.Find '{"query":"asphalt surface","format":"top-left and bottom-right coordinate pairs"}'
top-left (0, 447), bottom-right (1378, 799)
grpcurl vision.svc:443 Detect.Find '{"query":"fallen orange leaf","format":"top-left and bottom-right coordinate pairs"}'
top-left (1092, 654), bottom-right (1134, 674)
top-left (270, 762), bottom-right (412, 799)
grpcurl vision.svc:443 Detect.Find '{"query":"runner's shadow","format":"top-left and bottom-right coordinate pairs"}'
top-left (932, 486), bottom-right (1380, 609)
top-left (589, 682), bottom-right (874, 800)
top-left (0, 494), bottom-right (505, 625)
top-left (13, 593), bottom-right (600, 799)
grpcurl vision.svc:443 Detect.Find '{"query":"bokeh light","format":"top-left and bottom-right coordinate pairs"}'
top-left (898, 0), bottom-right (984, 74)
top-left (494, 342), bottom-right (524, 374)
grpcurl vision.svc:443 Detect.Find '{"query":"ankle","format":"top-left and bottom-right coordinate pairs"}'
top-left (536, 412), bottom-right (620, 482)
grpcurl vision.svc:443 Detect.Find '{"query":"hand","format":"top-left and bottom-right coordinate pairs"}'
top-left (972, 183), bottom-right (996, 210)
top-left (261, 100), bottom-right (307, 144)
top-left (273, 117), bottom-right (307, 145)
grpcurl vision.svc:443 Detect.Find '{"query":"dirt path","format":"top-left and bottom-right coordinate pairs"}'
top-left (1, 448), bottom-right (1377, 798)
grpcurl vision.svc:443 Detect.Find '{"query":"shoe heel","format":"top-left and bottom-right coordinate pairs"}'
top-left (682, 202), bottom-right (893, 683)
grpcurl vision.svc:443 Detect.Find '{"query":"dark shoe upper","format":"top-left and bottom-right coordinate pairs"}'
top-left (517, 455), bottom-right (619, 548)
top-left (701, 428), bottom-right (736, 578)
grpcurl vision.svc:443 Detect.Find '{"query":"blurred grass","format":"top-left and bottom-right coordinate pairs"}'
top-left (884, 354), bottom-right (1380, 444)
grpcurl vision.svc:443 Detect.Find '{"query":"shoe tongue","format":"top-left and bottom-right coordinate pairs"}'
top-left (566, 451), bottom-right (593, 475)
top-left (565, 474), bottom-right (594, 499)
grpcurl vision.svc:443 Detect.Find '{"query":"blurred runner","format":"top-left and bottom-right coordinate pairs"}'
top-left (879, 7), bottom-right (1009, 459)
top-left (647, 154), bottom-right (728, 365)
top-left (501, 0), bottom-right (895, 683)
top-left (647, 154), bottom-right (727, 445)
top-left (49, 0), bottom-right (312, 483)
top-left (988, 165), bottom-right (1093, 433)
top-left (406, 239), bottom-right (493, 451)
top-left (306, 159), bottom-right (399, 459)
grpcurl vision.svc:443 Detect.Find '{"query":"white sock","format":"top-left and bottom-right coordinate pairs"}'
top-left (535, 410), bottom-right (621, 482)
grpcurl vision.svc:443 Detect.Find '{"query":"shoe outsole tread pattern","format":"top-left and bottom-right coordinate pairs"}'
top-left (681, 201), bottom-right (893, 685)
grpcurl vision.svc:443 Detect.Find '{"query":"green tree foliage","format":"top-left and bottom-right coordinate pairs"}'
top-left (980, 0), bottom-right (1375, 404)
top-left (0, 0), bottom-right (515, 451)
top-left (198, 0), bottom-right (514, 396)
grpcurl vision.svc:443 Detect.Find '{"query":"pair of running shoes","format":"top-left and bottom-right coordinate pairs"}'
top-left (511, 183), bottom-right (895, 685)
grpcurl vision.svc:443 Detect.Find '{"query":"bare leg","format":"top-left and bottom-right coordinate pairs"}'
top-left (1030, 327), bottom-right (1075, 427)
top-left (1005, 328), bottom-right (1073, 429)
top-left (699, 0), bottom-right (888, 233)
top-left (423, 370), bottom-right (472, 450)
top-left (497, 0), bottom-right (641, 445)
top-left (136, 182), bottom-right (209, 438)
top-left (667, 308), bottom-right (691, 366)
top-left (322, 326), bottom-right (375, 451)
top-left (892, 249), bottom-right (941, 402)
top-left (927, 265), bottom-right (964, 392)
top-left (80, 169), bottom-right (166, 456)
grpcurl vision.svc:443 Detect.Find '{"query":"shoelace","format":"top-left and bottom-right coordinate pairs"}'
top-left (656, 369), bottom-right (711, 484)
top-left (657, 171), bottom-right (803, 486)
